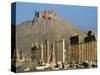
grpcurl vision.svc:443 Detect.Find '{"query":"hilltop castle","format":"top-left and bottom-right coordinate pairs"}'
top-left (35, 10), bottom-right (56, 18)
top-left (33, 10), bottom-right (56, 22)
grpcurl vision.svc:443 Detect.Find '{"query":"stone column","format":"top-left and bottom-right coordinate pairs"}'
top-left (86, 42), bottom-right (88, 61)
top-left (62, 39), bottom-right (65, 63)
top-left (84, 43), bottom-right (86, 61)
top-left (16, 49), bottom-right (19, 60)
top-left (81, 43), bottom-right (84, 62)
top-left (22, 51), bottom-right (24, 60)
top-left (52, 43), bottom-right (56, 64)
top-left (36, 41), bottom-right (38, 48)
top-left (92, 41), bottom-right (94, 62)
top-left (47, 39), bottom-right (50, 63)
top-left (94, 41), bottom-right (97, 62)
top-left (41, 43), bottom-right (44, 62)
top-left (79, 43), bottom-right (81, 63)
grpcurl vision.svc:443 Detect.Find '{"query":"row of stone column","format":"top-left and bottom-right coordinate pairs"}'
top-left (79, 41), bottom-right (97, 63)
top-left (69, 41), bottom-right (97, 63)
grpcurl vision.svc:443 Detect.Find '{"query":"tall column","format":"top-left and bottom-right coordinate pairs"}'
top-left (93, 41), bottom-right (96, 62)
top-left (92, 41), bottom-right (94, 62)
top-left (84, 43), bottom-right (86, 61)
top-left (20, 50), bottom-right (22, 60)
top-left (52, 43), bottom-right (55, 64)
top-left (94, 41), bottom-right (97, 62)
top-left (86, 42), bottom-right (88, 61)
top-left (16, 49), bottom-right (19, 60)
top-left (41, 43), bottom-right (44, 62)
top-left (62, 39), bottom-right (65, 63)
top-left (90, 41), bottom-right (92, 62)
top-left (47, 39), bottom-right (50, 63)
top-left (81, 43), bottom-right (84, 62)
top-left (36, 41), bottom-right (38, 48)
top-left (22, 51), bottom-right (24, 60)
top-left (79, 43), bottom-right (81, 63)
top-left (71, 45), bottom-right (73, 62)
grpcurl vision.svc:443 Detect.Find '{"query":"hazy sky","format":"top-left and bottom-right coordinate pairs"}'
top-left (11, 2), bottom-right (97, 32)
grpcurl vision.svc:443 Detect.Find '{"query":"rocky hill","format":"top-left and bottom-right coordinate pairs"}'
top-left (14, 10), bottom-right (84, 52)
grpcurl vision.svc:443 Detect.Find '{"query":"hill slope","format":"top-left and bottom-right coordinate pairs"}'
top-left (15, 11), bottom-right (84, 52)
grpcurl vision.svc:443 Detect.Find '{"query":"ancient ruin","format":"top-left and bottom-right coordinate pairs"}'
top-left (11, 10), bottom-right (97, 72)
